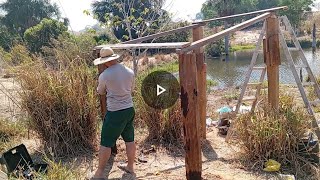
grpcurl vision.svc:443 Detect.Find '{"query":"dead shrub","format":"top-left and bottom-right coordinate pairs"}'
top-left (234, 94), bottom-right (318, 177)
top-left (134, 72), bottom-right (183, 144)
top-left (16, 59), bottom-right (98, 157)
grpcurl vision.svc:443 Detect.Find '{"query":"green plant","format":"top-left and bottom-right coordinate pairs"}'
top-left (205, 40), bottom-right (225, 57)
top-left (234, 94), bottom-right (316, 177)
top-left (230, 44), bottom-right (255, 52)
top-left (24, 18), bottom-right (69, 53)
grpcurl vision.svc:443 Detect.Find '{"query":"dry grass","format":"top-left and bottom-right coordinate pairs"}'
top-left (0, 119), bottom-right (27, 153)
top-left (234, 94), bottom-right (319, 178)
top-left (133, 61), bottom-right (183, 144)
top-left (16, 58), bottom-right (99, 157)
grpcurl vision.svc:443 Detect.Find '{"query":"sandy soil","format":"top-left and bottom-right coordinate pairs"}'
top-left (232, 30), bottom-right (261, 45)
top-left (0, 77), bottom-right (22, 120)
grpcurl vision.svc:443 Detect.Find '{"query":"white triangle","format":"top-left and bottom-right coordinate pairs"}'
top-left (157, 84), bottom-right (166, 96)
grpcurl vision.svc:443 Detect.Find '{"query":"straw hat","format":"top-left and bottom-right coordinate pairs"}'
top-left (93, 47), bottom-right (120, 66)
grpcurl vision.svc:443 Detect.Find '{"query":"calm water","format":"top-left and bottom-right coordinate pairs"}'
top-left (206, 49), bottom-right (320, 87)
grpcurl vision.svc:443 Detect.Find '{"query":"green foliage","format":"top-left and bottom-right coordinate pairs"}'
top-left (200, 0), bottom-right (313, 28)
top-left (279, 0), bottom-right (313, 28)
top-left (92, 0), bottom-right (169, 41)
top-left (24, 18), bottom-right (68, 53)
top-left (0, 0), bottom-right (60, 36)
top-left (41, 33), bottom-right (97, 67)
top-left (205, 39), bottom-right (225, 57)
top-left (230, 44), bottom-right (256, 52)
top-left (0, 24), bottom-right (20, 51)
top-left (153, 21), bottom-right (190, 43)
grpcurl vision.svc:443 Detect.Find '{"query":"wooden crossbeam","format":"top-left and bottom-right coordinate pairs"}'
top-left (177, 13), bottom-right (271, 54)
top-left (194, 6), bottom-right (287, 24)
top-left (95, 42), bottom-right (191, 50)
top-left (121, 24), bottom-right (204, 44)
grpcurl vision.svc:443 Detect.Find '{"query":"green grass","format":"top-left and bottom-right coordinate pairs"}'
top-left (230, 44), bottom-right (256, 52)
top-left (148, 60), bottom-right (179, 73)
top-left (207, 79), bottom-right (218, 87)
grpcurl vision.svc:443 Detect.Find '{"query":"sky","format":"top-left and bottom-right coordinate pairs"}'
top-left (53, 0), bottom-right (207, 31)
top-left (0, 0), bottom-right (319, 32)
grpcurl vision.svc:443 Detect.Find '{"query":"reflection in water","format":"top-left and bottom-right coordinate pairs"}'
top-left (206, 49), bottom-right (320, 87)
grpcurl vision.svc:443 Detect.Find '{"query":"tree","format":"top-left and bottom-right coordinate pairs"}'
top-left (24, 18), bottom-right (68, 53)
top-left (201, 0), bottom-right (242, 55)
top-left (0, 24), bottom-right (20, 51)
top-left (0, 0), bottom-right (60, 36)
top-left (256, 0), bottom-right (279, 10)
top-left (279, 0), bottom-right (314, 28)
top-left (92, 0), bottom-right (170, 74)
top-left (92, 0), bottom-right (169, 41)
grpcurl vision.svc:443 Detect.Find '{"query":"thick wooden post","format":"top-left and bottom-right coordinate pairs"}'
top-left (265, 15), bottom-right (280, 110)
top-left (179, 53), bottom-right (202, 180)
top-left (193, 26), bottom-right (207, 139)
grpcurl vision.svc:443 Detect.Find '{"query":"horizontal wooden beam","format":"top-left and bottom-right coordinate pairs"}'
top-left (121, 23), bottom-right (204, 44)
top-left (193, 6), bottom-right (287, 24)
top-left (177, 13), bottom-right (271, 54)
top-left (95, 42), bottom-right (191, 50)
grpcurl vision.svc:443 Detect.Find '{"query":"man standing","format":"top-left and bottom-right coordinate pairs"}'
top-left (92, 47), bottom-right (136, 179)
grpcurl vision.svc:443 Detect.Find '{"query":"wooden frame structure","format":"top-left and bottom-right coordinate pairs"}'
top-left (93, 6), bottom-right (287, 180)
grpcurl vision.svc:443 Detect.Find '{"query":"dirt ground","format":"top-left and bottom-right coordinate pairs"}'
top-left (0, 78), bottom-right (279, 180)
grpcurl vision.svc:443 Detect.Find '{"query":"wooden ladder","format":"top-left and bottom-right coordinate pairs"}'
top-left (234, 22), bottom-right (267, 114)
top-left (230, 17), bottom-right (320, 140)
top-left (279, 16), bottom-right (320, 137)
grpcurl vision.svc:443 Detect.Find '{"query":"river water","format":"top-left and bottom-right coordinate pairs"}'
top-left (206, 49), bottom-right (320, 87)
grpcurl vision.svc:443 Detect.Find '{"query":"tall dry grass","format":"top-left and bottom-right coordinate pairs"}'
top-left (134, 61), bottom-right (183, 144)
top-left (16, 58), bottom-right (98, 157)
top-left (234, 95), bottom-right (319, 177)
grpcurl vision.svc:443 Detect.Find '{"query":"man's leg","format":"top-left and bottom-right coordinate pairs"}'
top-left (125, 142), bottom-right (136, 173)
top-left (93, 146), bottom-right (111, 178)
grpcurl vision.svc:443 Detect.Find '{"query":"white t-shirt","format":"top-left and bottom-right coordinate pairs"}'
top-left (97, 63), bottom-right (134, 111)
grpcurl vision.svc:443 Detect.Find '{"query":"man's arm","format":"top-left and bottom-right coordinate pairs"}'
top-left (97, 73), bottom-right (107, 119)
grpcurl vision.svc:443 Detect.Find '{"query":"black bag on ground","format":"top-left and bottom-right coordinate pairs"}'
top-left (1, 144), bottom-right (48, 179)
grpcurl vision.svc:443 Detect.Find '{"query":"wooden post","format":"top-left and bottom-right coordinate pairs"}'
top-left (265, 14), bottom-right (281, 110)
top-left (179, 53), bottom-right (202, 180)
top-left (312, 23), bottom-right (316, 51)
top-left (193, 26), bottom-right (207, 139)
top-left (94, 49), bottom-right (117, 154)
top-left (224, 21), bottom-right (229, 55)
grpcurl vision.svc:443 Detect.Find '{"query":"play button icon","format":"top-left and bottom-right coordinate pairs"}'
top-left (157, 85), bottom-right (166, 96)
top-left (141, 71), bottom-right (180, 109)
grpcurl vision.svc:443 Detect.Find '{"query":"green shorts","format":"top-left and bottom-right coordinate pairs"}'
top-left (100, 107), bottom-right (135, 148)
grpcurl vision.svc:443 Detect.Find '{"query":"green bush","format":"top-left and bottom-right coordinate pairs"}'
top-left (205, 39), bottom-right (225, 57)
top-left (24, 18), bottom-right (68, 53)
